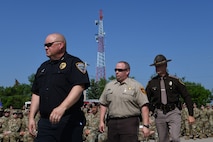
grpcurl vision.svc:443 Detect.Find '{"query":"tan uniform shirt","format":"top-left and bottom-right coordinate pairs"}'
top-left (99, 78), bottom-right (148, 118)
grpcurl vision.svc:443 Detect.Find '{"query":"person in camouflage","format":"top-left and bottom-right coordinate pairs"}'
top-left (181, 103), bottom-right (192, 140)
top-left (138, 112), bottom-right (158, 142)
top-left (3, 109), bottom-right (22, 142)
top-left (1, 109), bottom-right (11, 141)
top-left (199, 105), bottom-right (209, 138)
top-left (148, 112), bottom-right (158, 142)
top-left (20, 109), bottom-right (35, 142)
top-left (210, 105), bottom-right (213, 137)
top-left (83, 103), bottom-right (100, 142)
top-left (191, 103), bottom-right (200, 139)
top-left (206, 104), bottom-right (213, 137)
top-left (97, 107), bottom-right (108, 142)
top-left (0, 108), bottom-right (4, 141)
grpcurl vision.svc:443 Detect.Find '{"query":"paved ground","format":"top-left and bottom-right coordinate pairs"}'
top-left (180, 137), bottom-right (213, 142)
top-left (146, 137), bottom-right (213, 142)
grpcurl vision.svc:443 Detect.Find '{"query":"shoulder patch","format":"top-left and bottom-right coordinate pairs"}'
top-left (141, 87), bottom-right (146, 95)
top-left (76, 62), bottom-right (87, 74)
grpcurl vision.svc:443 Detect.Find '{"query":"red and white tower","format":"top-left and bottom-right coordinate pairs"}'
top-left (95, 10), bottom-right (106, 81)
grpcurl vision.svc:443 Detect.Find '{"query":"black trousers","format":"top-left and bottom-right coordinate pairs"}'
top-left (107, 117), bottom-right (139, 142)
top-left (35, 113), bottom-right (85, 142)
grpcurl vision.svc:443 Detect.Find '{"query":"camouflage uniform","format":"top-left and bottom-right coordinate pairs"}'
top-left (206, 104), bottom-right (213, 137)
top-left (20, 109), bottom-right (34, 142)
top-left (138, 112), bottom-right (158, 142)
top-left (98, 126), bottom-right (108, 142)
top-left (3, 109), bottom-right (22, 142)
top-left (181, 104), bottom-right (192, 140)
top-left (1, 109), bottom-right (10, 142)
top-left (0, 108), bottom-right (4, 142)
top-left (0, 118), bottom-right (3, 142)
top-left (191, 103), bottom-right (200, 139)
top-left (148, 113), bottom-right (158, 142)
top-left (199, 105), bottom-right (209, 138)
top-left (83, 104), bottom-right (100, 142)
top-left (210, 106), bottom-right (213, 136)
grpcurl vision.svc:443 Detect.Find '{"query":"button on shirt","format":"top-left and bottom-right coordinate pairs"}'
top-left (99, 78), bottom-right (149, 118)
top-left (32, 53), bottom-right (90, 117)
top-left (146, 74), bottom-right (194, 116)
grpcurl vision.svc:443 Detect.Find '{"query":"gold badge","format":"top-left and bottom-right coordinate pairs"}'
top-left (59, 62), bottom-right (66, 70)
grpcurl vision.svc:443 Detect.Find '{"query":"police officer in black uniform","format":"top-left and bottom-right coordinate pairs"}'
top-left (29, 33), bottom-right (90, 142)
top-left (146, 54), bottom-right (195, 142)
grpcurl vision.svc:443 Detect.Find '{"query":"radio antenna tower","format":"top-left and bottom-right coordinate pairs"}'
top-left (95, 9), bottom-right (106, 81)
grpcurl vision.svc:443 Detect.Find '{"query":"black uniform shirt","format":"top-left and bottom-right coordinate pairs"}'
top-left (32, 52), bottom-right (90, 117)
top-left (146, 73), bottom-right (193, 116)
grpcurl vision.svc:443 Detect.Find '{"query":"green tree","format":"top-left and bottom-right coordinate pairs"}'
top-left (185, 81), bottom-right (212, 107)
top-left (108, 75), bottom-right (115, 81)
top-left (87, 78), bottom-right (107, 99)
top-left (0, 83), bottom-right (32, 108)
top-left (28, 73), bottom-right (35, 86)
top-left (87, 79), bottom-right (99, 99)
top-left (0, 76), bottom-right (33, 108)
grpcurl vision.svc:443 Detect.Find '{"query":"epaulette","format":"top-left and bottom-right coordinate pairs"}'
top-left (168, 75), bottom-right (179, 79)
top-left (169, 75), bottom-right (185, 85)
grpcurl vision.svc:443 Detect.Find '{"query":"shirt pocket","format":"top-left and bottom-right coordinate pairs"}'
top-left (122, 88), bottom-right (135, 101)
top-left (106, 89), bottom-right (114, 102)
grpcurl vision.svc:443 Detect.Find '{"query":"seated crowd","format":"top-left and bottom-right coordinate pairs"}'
top-left (0, 102), bottom-right (212, 142)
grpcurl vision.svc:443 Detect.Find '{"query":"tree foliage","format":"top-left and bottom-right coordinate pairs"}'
top-left (185, 81), bottom-right (212, 107)
top-left (0, 84), bottom-right (32, 108)
top-left (0, 74), bottom-right (35, 109)
top-left (87, 78), bottom-right (107, 99)
top-left (0, 73), bottom-right (212, 109)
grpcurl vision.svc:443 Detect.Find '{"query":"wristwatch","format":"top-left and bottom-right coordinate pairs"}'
top-left (143, 124), bottom-right (150, 129)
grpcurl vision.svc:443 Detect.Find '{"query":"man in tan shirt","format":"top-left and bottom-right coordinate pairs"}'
top-left (99, 61), bottom-right (150, 142)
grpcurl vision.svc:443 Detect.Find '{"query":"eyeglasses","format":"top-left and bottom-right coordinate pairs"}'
top-left (44, 41), bottom-right (61, 47)
top-left (114, 68), bottom-right (128, 72)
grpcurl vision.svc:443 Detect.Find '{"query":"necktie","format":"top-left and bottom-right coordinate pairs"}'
top-left (160, 77), bottom-right (167, 104)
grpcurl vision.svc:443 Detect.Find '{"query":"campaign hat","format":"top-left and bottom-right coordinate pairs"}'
top-left (150, 54), bottom-right (171, 66)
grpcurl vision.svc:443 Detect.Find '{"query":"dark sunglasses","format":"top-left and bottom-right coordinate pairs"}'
top-left (44, 41), bottom-right (61, 47)
top-left (114, 68), bottom-right (127, 72)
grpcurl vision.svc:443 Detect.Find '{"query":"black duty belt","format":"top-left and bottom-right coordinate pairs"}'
top-left (109, 115), bottom-right (139, 120)
top-left (156, 103), bottom-right (177, 114)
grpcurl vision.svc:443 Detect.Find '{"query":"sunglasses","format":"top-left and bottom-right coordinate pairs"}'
top-left (114, 68), bottom-right (127, 72)
top-left (44, 41), bottom-right (61, 47)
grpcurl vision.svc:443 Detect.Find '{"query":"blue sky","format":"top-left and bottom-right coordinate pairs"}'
top-left (0, 0), bottom-right (213, 91)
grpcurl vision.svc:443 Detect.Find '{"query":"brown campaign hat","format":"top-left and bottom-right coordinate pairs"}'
top-left (150, 54), bottom-right (171, 66)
